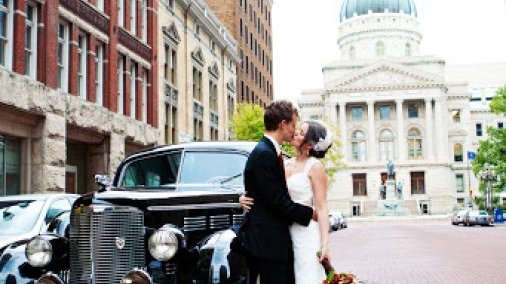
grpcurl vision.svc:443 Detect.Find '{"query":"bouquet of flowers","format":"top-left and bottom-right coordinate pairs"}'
top-left (317, 252), bottom-right (358, 284)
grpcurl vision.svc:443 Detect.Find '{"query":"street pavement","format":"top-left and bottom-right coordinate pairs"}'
top-left (328, 219), bottom-right (506, 284)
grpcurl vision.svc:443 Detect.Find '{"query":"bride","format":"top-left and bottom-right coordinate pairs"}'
top-left (240, 120), bottom-right (332, 284)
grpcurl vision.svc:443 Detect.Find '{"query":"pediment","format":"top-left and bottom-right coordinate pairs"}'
top-left (191, 47), bottom-right (205, 66)
top-left (162, 22), bottom-right (181, 45)
top-left (227, 79), bottom-right (236, 92)
top-left (208, 62), bottom-right (220, 78)
top-left (327, 60), bottom-right (444, 91)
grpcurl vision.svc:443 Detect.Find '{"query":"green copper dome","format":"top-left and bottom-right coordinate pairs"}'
top-left (340, 0), bottom-right (417, 22)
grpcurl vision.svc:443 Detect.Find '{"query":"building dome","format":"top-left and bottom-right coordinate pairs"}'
top-left (340, 0), bottom-right (417, 22)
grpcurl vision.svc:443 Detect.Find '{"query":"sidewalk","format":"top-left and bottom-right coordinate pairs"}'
top-left (348, 214), bottom-right (450, 223)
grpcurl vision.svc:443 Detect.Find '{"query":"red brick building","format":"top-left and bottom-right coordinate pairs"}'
top-left (204, 0), bottom-right (273, 106)
top-left (0, 0), bottom-right (160, 195)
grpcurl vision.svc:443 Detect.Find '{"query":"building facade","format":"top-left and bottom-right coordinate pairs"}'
top-left (158, 0), bottom-right (240, 144)
top-left (299, 0), bottom-right (506, 216)
top-left (0, 0), bottom-right (159, 195)
top-left (204, 0), bottom-right (274, 106)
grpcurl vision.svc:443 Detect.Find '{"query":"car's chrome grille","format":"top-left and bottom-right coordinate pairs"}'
top-left (183, 216), bottom-right (207, 232)
top-left (210, 214), bottom-right (230, 230)
top-left (69, 206), bottom-right (145, 284)
top-left (232, 214), bottom-right (244, 225)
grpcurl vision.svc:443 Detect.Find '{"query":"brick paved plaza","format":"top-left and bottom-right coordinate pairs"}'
top-left (328, 220), bottom-right (506, 284)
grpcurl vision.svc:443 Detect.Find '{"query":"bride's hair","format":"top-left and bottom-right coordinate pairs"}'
top-left (302, 121), bottom-right (332, 159)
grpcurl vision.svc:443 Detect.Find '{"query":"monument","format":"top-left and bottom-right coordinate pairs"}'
top-left (385, 160), bottom-right (396, 200)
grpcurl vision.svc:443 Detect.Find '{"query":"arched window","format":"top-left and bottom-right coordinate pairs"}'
top-left (350, 46), bottom-right (356, 59)
top-left (376, 41), bottom-right (385, 57)
top-left (454, 143), bottom-right (463, 162)
top-left (351, 130), bottom-right (366, 162)
top-left (407, 128), bottom-right (422, 159)
top-left (379, 129), bottom-right (394, 161)
top-left (405, 43), bottom-right (412, 56)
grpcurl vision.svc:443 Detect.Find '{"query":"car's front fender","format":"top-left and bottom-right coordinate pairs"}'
top-left (0, 243), bottom-right (41, 283)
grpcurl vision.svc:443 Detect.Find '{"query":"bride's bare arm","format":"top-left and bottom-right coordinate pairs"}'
top-left (309, 161), bottom-right (330, 262)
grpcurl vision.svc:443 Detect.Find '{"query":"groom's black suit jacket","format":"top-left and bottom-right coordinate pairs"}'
top-left (243, 136), bottom-right (314, 261)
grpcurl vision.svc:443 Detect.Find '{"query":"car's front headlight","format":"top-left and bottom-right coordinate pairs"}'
top-left (148, 226), bottom-right (180, 261)
top-left (26, 236), bottom-right (53, 267)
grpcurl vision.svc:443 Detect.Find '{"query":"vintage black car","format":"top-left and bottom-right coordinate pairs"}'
top-left (22, 142), bottom-right (255, 284)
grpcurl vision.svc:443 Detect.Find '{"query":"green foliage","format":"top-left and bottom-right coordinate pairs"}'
top-left (320, 120), bottom-right (345, 183)
top-left (490, 86), bottom-right (506, 115)
top-left (472, 87), bottom-right (506, 200)
top-left (231, 103), bottom-right (265, 141)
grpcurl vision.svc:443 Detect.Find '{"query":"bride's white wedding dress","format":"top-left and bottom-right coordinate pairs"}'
top-left (286, 157), bottom-right (326, 284)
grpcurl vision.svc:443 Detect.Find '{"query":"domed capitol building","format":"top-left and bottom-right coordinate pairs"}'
top-left (299, 0), bottom-right (506, 216)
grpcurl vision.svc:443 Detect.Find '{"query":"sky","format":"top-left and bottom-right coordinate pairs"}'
top-left (271, 0), bottom-right (506, 102)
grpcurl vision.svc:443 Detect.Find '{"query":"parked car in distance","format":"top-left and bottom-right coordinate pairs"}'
top-left (0, 194), bottom-right (79, 283)
top-left (468, 210), bottom-right (494, 226)
top-left (334, 212), bottom-right (348, 229)
top-left (329, 214), bottom-right (340, 231)
top-left (451, 209), bottom-right (470, 226)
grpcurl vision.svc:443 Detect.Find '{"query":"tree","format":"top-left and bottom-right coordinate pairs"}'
top-left (472, 87), bottom-right (506, 209)
top-left (231, 103), bottom-right (265, 141)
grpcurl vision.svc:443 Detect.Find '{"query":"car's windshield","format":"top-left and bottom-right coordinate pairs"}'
top-left (0, 200), bottom-right (45, 235)
top-left (179, 151), bottom-right (248, 187)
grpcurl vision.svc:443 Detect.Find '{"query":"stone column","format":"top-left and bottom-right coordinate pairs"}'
top-left (396, 99), bottom-right (405, 161)
top-left (367, 100), bottom-right (376, 162)
top-left (338, 102), bottom-right (347, 162)
top-left (329, 102), bottom-right (338, 125)
top-left (434, 97), bottom-right (445, 161)
top-left (108, 133), bottom-right (126, 178)
top-left (424, 98), bottom-right (434, 161)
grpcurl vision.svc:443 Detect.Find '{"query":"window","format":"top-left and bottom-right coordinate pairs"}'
top-left (130, 0), bottom-right (136, 33)
top-left (498, 122), bottom-right (503, 129)
top-left (164, 44), bottom-right (177, 86)
top-left (121, 152), bottom-right (182, 188)
top-left (240, 19), bottom-right (243, 37)
top-left (96, 0), bottom-right (104, 12)
top-left (192, 67), bottom-right (202, 102)
top-left (451, 110), bottom-right (461, 123)
top-left (476, 123), bottom-right (482, 137)
top-left (352, 173), bottom-right (367, 196)
top-left (118, 0), bottom-right (125, 26)
top-left (46, 198), bottom-right (71, 222)
top-left (77, 35), bottom-right (87, 100)
top-left (379, 105), bottom-right (391, 120)
top-left (351, 106), bottom-right (363, 120)
top-left (142, 0), bottom-right (147, 42)
top-left (142, 70), bottom-right (148, 122)
top-left (25, 3), bottom-right (37, 78)
top-left (376, 41), bottom-right (385, 57)
top-left (130, 63), bottom-right (137, 119)
top-left (0, 136), bottom-right (21, 196)
top-left (456, 174), bottom-right (465, 193)
top-left (407, 128), bottom-right (423, 159)
top-left (405, 42), bottom-right (411, 56)
top-left (350, 46), bottom-right (356, 59)
top-left (457, 198), bottom-right (465, 206)
top-left (209, 80), bottom-right (218, 112)
top-left (379, 130), bottom-right (394, 161)
top-left (408, 103), bottom-right (418, 118)
top-left (117, 55), bottom-right (125, 115)
top-left (351, 130), bottom-right (366, 162)
top-left (454, 143), bottom-right (463, 162)
top-left (57, 22), bottom-right (69, 91)
top-left (179, 152), bottom-right (247, 187)
top-left (95, 43), bottom-right (104, 106)
top-left (0, 0), bottom-right (13, 69)
top-left (411, 172), bottom-right (425, 194)
top-left (165, 102), bottom-right (177, 144)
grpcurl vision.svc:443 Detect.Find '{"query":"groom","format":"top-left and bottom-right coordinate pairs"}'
top-left (243, 100), bottom-right (317, 284)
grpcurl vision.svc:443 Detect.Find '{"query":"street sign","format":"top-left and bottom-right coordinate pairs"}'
top-left (467, 151), bottom-right (476, 160)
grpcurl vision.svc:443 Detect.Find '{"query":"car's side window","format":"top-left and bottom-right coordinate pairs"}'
top-left (45, 198), bottom-right (71, 222)
top-left (121, 152), bottom-right (182, 188)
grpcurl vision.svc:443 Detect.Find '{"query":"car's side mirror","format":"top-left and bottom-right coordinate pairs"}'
top-left (95, 174), bottom-right (111, 188)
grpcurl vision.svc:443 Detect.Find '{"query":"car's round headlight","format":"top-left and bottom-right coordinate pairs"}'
top-left (26, 237), bottom-right (52, 267)
top-left (120, 269), bottom-right (152, 284)
top-left (148, 227), bottom-right (179, 261)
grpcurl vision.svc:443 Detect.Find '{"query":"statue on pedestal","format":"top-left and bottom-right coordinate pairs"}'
top-left (397, 180), bottom-right (403, 200)
top-left (387, 160), bottom-right (395, 180)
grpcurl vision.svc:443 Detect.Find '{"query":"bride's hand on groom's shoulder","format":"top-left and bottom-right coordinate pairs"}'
top-left (239, 192), bottom-right (254, 212)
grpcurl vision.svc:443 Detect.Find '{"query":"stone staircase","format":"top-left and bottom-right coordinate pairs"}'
top-left (362, 199), bottom-right (421, 217)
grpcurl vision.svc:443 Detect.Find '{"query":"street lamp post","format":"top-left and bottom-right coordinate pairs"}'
top-left (479, 163), bottom-right (495, 214)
